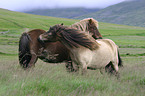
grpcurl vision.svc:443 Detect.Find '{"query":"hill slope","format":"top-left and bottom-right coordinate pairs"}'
top-left (0, 8), bottom-right (145, 46)
top-left (23, 8), bottom-right (100, 19)
top-left (0, 8), bottom-right (76, 31)
top-left (0, 8), bottom-right (77, 45)
top-left (76, 0), bottom-right (145, 27)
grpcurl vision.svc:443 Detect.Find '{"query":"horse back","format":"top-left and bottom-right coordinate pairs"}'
top-left (97, 39), bottom-right (118, 51)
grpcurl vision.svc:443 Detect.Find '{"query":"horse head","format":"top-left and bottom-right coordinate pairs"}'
top-left (39, 24), bottom-right (64, 42)
top-left (71, 18), bottom-right (102, 39)
top-left (88, 19), bottom-right (102, 39)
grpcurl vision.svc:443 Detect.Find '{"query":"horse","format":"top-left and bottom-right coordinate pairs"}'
top-left (19, 18), bottom-right (103, 71)
top-left (71, 18), bottom-right (102, 39)
top-left (39, 24), bottom-right (122, 76)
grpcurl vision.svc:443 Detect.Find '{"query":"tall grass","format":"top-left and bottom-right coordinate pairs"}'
top-left (0, 56), bottom-right (144, 96)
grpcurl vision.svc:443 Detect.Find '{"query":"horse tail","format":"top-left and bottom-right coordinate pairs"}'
top-left (118, 51), bottom-right (123, 67)
top-left (19, 33), bottom-right (32, 68)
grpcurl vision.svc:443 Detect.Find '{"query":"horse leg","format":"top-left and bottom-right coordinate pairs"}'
top-left (79, 61), bottom-right (88, 75)
top-left (71, 61), bottom-right (80, 73)
top-left (65, 61), bottom-right (76, 72)
top-left (105, 62), bottom-right (119, 77)
top-left (28, 54), bottom-right (38, 68)
top-left (114, 64), bottom-right (120, 78)
top-left (111, 61), bottom-right (120, 78)
top-left (100, 68), bottom-right (105, 74)
top-left (82, 64), bottom-right (87, 75)
top-left (105, 62), bottom-right (115, 74)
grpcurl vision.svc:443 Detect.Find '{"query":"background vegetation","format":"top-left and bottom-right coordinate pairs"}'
top-left (24, 8), bottom-right (100, 19)
top-left (0, 8), bottom-right (145, 96)
top-left (76, 0), bottom-right (145, 27)
top-left (24, 0), bottom-right (145, 27)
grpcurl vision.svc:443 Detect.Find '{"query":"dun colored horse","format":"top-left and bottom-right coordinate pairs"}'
top-left (39, 24), bottom-right (122, 76)
top-left (19, 18), bottom-right (103, 71)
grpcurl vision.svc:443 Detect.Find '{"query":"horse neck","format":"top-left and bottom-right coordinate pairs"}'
top-left (71, 22), bottom-right (88, 32)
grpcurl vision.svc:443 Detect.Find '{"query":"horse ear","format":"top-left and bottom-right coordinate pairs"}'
top-left (61, 23), bottom-right (64, 25)
top-left (89, 19), bottom-right (93, 24)
top-left (49, 26), bottom-right (52, 30)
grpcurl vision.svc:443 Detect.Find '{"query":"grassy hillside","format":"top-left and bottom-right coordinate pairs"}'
top-left (0, 8), bottom-right (145, 96)
top-left (24, 8), bottom-right (100, 19)
top-left (0, 8), bottom-right (77, 46)
top-left (76, 0), bottom-right (145, 27)
top-left (0, 8), bottom-right (76, 30)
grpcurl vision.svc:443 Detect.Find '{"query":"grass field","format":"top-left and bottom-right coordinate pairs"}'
top-left (0, 8), bottom-right (145, 96)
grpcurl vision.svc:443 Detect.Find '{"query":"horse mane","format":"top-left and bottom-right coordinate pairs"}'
top-left (71, 18), bottom-right (102, 39)
top-left (71, 18), bottom-right (99, 31)
top-left (53, 25), bottom-right (99, 50)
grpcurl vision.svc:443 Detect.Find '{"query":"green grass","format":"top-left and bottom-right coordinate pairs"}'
top-left (0, 8), bottom-right (145, 96)
top-left (0, 8), bottom-right (76, 30)
top-left (0, 57), bottom-right (144, 96)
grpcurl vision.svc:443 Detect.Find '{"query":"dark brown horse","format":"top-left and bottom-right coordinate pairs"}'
top-left (19, 18), bottom-right (103, 71)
